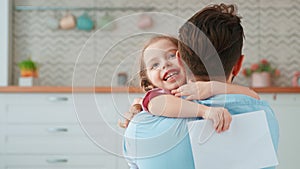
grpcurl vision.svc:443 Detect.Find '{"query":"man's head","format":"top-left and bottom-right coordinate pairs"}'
top-left (178, 4), bottom-right (244, 82)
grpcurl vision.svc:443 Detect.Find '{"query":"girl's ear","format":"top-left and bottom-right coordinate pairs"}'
top-left (176, 50), bottom-right (180, 59)
top-left (176, 50), bottom-right (184, 66)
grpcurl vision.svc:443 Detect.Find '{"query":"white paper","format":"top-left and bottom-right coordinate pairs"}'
top-left (187, 110), bottom-right (278, 169)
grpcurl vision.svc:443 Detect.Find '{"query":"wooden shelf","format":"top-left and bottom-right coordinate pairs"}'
top-left (0, 86), bottom-right (143, 93)
top-left (251, 87), bottom-right (300, 93)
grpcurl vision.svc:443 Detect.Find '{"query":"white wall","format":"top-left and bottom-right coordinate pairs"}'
top-left (0, 0), bottom-right (11, 86)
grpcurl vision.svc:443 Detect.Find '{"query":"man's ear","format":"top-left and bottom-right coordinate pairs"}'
top-left (232, 55), bottom-right (244, 76)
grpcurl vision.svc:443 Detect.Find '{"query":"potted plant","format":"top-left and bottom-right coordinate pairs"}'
top-left (242, 59), bottom-right (280, 87)
top-left (18, 58), bottom-right (38, 86)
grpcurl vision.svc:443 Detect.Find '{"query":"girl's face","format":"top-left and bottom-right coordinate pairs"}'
top-left (143, 39), bottom-right (186, 91)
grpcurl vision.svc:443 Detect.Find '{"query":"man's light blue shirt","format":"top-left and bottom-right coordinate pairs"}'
top-left (123, 94), bottom-right (279, 169)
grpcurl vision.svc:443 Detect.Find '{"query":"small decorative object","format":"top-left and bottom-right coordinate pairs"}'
top-left (77, 12), bottom-right (94, 31)
top-left (292, 71), bottom-right (300, 87)
top-left (242, 59), bottom-right (280, 87)
top-left (60, 12), bottom-right (76, 30)
top-left (97, 12), bottom-right (116, 31)
top-left (46, 16), bottom-right (59, 29)
top-left (137, 14), bottom-right (153, 29)
top-left (46, 12), bottom-right (60, 30)
top-left (251, 72), bottom-right (271, 87)
top-left (18, 58), bottom-right (38, 86)
top-left (117, 72), bottom-right (128, 86)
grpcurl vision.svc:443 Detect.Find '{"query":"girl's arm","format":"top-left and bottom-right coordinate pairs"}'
top-left (148, 94), bottom-right (231, 133)
top-left (171, 81), bottom-right (259, 100)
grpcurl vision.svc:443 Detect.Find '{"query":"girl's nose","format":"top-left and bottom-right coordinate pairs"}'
top-left (162, 60), bottom-right (172, 69)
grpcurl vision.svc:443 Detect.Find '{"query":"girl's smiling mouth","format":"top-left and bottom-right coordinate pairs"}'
top-left (163, 69), bottom-right (180, 81)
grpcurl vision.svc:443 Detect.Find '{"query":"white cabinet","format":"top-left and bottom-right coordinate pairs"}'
top-left (259, 93), bottom-right (300, 169)
top-left (0, 93), bottom-right (143, 169)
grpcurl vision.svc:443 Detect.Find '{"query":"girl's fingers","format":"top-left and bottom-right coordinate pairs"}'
top-left (216, 114), bottom-right (224, 133)
top-left (173, 90), bottom-right (192, 97)
top-left (171, 87), bottom-right (183, 95)
top-left (213, 117), bottom-right (220, 131)
top-left (171, 89), bottom-right (177, 94)
top-left (223, 112), bottom-right (232, 131)
top-left (185, 95), bottom-right (197, 100)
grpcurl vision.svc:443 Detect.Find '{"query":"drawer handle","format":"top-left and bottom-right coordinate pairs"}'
top-left (46, 158), bottom-right (68, 164)
top-left (48, 97), bottom-right (69, 102)
top-left (47, 127), bottom-right (68, 133)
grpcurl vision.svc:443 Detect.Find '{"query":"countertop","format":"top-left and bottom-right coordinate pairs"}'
top-left (0, 86), bottom-right (143, 93)
top-left (1, 86), bottom-right (300, 93)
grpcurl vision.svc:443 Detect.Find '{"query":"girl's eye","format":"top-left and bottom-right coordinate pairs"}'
top-left (167, 53), bottom-right (176, 60)
top-left (151, 63), bottom-right (159, 70)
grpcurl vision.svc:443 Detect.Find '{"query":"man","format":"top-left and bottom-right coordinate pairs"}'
top-left (123, 4), bottom-right (279, 169)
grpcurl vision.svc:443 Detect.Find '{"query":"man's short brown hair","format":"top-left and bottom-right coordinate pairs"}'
top-left (178, 4), bottom-right (244, 80)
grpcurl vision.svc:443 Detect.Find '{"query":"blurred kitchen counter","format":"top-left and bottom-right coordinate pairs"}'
top-left (1, 86), bottom-right (300, 93)
top-left (0, 86), bottom-right (143, 93)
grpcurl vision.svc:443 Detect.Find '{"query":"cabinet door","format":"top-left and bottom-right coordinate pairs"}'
top-left (260, 94), bottom-right (300, 169)
top-left (4, 155), bottom-right (117, 169)
top-left (5, 123), bottom-right (119, 154)
top-left (0, 93), bottom-right (142, 169)
top-left (270, 94), bottom-right (300, 169)
top-left (0, 104), bottom-right (5, 154)
top-left (4, 93), bottom-right (77, 124)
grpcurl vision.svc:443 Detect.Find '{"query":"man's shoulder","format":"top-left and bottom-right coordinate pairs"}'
top-left (206, 94), bottom-right (269, 106)
top-left (125, 111), bottom-right (191, 138)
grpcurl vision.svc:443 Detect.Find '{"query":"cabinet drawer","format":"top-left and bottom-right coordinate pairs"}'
top-left (5, 123), bottom-right (124, 155)
top-left (0, 105), bottom-right (5, 123)
top-left (6, 104), bottom-right (77, 123)
top-left (5, 123), bottom-right (125, 155)
top-left (6, 124), bottom-right (86, 136)
top-left (6, 136), bottom-right (118, 154)
top-left (1, 94), bottom-right (73, 105)
top-left (4, 155), bottom-right (117, 168)
top-left (260, 94), bottom-right (300, 105)
top-left (6, 102), bottom-right (120, 124)
top-left (0, 124), bottom-right (4, 153)
top-left (5, 123), bottom-right (125, 137)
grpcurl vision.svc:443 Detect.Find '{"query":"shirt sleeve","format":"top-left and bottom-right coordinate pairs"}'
top-left (142, 88), bottom-right (171, 112)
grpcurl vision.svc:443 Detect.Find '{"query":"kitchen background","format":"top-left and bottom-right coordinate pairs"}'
top-left (12, 0), bottom-right (300, 87)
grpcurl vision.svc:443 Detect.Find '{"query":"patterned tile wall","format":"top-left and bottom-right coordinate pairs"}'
top-left (12, 0), bottom-right (300, 87)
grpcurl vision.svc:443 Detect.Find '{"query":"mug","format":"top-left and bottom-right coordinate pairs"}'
top-left (46, 17), bottom-right (59, 29)
top-left (60, 13), bottom-right (76, 30)
top-left (46, 12), bottom-right (60, 30)
top-left (117, 72), bottom-right (128, 86)
top-left (77, 12), bottom-right (94, 31)
top-left (137, 14), bottom-right (153, 29)
top-left (97, 13), bottom-right (116, 30)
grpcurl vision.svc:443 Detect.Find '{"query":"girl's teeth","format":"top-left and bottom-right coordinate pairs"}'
top-left (165, 72), bottom-right (178, 80)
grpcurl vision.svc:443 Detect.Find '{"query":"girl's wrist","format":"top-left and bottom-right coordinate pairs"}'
top-left (211, 81), bottom-right (227, 95)
top-left (203, 108), bottom-right (210, 119)
top-left (197, 104), bottom-right (209, 117)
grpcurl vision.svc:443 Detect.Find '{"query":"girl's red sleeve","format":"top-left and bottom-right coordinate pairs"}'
top-left (142, 88), bottom-right (171, 112)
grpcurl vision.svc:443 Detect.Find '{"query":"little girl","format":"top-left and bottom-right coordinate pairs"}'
top-left (119, 35), bottom-right (259, 133)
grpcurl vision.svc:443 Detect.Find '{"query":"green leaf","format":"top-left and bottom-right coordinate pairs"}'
top-left (18, 59), bottom-right (37, 71)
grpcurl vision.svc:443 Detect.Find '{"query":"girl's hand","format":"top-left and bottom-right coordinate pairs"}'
top-left (204, 107), bottom-right (232, 133)
top-left (118, 98), bottom-right (143, 128)
top-left (171, 81), bottom-right (216, 100)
